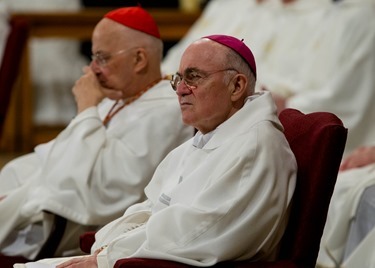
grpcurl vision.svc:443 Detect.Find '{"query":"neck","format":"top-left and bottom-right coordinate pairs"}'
top-left (102, 76), bottom-right (166, 127)
top-left (123, 76), bottom-right (163, 102)
top-left (124, 71), bottom-right (163, 98)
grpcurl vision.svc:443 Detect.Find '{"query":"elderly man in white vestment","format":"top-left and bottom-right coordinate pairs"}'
top-left (163, 1), bottom-right (375, 267)
top-left (18, 35), bottom-right (297, 268)
top-left (0, 6), bottom-right (193, 260)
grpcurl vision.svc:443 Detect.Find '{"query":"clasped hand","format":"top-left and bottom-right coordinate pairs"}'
top-left (73, 66), bottom-right (106, 114)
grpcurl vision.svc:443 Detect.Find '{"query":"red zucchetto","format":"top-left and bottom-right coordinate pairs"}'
top-left (104, 6), bottom-right (160, 39)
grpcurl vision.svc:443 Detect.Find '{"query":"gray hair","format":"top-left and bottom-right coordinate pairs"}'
top-left (223, 48), bottom-right (256, 95)
top-left (120, 25), bottom-right (164, 64)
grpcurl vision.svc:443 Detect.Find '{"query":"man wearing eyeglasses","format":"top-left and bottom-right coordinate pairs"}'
top-left (0, 6), bottom-right (193, 261)
top-left (21, 35), bottom-right (296, 268)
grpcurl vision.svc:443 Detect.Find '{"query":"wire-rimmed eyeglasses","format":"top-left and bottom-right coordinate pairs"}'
top-left (170, 68), bottom-right (238, 91)
top-left (91, 47), bottom-right (136, 67)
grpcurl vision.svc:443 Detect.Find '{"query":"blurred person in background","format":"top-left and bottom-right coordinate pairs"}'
top-left (1, 0), bottom-right (89, 124)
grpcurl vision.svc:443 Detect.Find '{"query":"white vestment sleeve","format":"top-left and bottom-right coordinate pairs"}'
top-left (19, 83), bottom-right (192, 225)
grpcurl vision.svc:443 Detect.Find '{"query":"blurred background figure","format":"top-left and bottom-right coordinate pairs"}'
top-left (0, 1), bottom-right (9, 65)
top-left (1, 0), bottom-right (88, 125)
top-left (257, 0), bottom-right (375, 156)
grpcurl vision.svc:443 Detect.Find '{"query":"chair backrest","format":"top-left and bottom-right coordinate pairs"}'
top-left (80, 108), bottom-right (348, 268)
top-left (0, 16), bottom-right (29, 140)
top-left (277, 108), bottom-right (347, 267)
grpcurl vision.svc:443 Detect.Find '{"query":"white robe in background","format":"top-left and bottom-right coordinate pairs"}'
top-left (0, 80), bottom-right (194, 259)
top-left (343, 221), bottom-right (375, 268)
top-left (29, 91), bottom-right (297, 267)
top-left (251, 0), bottom-right (330, 95)
top-left (317, 164), bottom-right (375, 268)
top-left (275, 1), bottom-right (375, 155)
top-left (246, 0), bottom-right (375, 156)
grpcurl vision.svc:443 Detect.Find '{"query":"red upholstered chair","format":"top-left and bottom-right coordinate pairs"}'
top-left (0, 16), bottom-right (29, 140)
top-left (79, 108), bottom-right (347, 268)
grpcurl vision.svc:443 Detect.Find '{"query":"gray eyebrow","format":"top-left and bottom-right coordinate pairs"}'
top-left (180, 67), bottom-right (205, 76)
top-left (92, 50), bottom-right (109, 56)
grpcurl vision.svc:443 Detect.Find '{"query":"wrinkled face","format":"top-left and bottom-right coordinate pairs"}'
top-left (175, 40), bottom-right (238, 134)
top-left (90, 19), bottom-right (136, 100)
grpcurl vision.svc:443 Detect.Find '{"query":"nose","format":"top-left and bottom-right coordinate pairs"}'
top-left (175, 80), bottom-right (192, 96)
top-left (90, 60), bottom-right (101, 73)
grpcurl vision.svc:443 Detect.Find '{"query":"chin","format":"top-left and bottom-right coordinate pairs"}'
top-left (181, 115), bottom-right (195, 127)
top-left (103, 88), bottom-right (121, 100)
top-left (106, 94), bottom-right (122, 101)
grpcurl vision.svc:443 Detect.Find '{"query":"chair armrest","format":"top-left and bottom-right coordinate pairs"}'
top-left (114, 258), bottom-right (193, 268)
top-left (114, 258), bottom-right (299, 268)
top-left (79, 231), bottom-right (97, 254)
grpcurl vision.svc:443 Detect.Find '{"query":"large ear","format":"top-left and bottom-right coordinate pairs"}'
top-left (133, 47), bottom-right (148, 73)
top-left (230, 73), bottom-right (248, 102)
